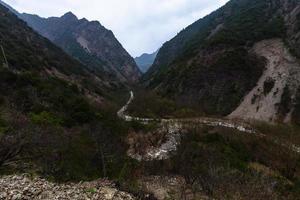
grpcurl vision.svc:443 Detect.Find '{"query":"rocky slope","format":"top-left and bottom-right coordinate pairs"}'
top-left (144, 0), bottom-right (300, 123)
top-left (18, 10), bottom-right (141, 84)
top-left (229, 39), bottom-right (300, 123)
top-left (0, 175), bottom-right (135, 200)
top-left (135, 51), bottom-right (158, 73)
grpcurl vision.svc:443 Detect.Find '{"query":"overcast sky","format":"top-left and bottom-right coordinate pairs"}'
top-left (3, 0), bottom-right (228, 57)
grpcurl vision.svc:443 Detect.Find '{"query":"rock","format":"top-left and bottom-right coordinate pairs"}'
top-left (11, 194), bottom-right (22, 200)
top-left (0, 175), bottom-right (136, 200)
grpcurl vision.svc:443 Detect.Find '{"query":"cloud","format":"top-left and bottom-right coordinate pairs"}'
top-left (3, 0), bottom-right (228, 56)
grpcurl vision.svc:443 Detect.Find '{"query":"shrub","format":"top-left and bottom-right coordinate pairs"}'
top-left (277, 86), bottom-right (292, 119)
top-left (292, 88), bottom-right (300, 125)
top-left (0, 115), bottom-right (7, 135)
top-left (29, 111), bottom-right (63, 126)
top-left (263, 78), bottom-right (275, 96)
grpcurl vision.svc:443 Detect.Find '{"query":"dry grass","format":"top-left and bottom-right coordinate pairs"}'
top-left (252, 121), bottom-right (300, 146)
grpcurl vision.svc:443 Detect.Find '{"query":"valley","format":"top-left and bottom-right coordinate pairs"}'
top-left (0, 0), bottom-right (300, 199)
top-left (120, 91), bottom-right (300, 161)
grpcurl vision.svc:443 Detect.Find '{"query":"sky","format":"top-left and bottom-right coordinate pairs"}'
top-left (3, 0), bottom-right (228, 57)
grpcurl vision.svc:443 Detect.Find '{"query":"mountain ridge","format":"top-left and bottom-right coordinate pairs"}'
top-left (0, 2), bottom-right (132, 181)
top-left (20, 11), bottom-right (141, 84)
top-left (0, 0), bottom-right (141, 85)
top-left (134, 50), bottom-right (158, 73)
top-left (144, 0), bottom-right (300, 123)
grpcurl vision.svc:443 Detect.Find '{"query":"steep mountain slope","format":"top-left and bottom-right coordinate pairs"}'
top-left (144, 0), bottom-right (300, 123)
top-left (229, 39), bottom-right (300, 122)
top-left (135, 50), bottom-right (158, 73)
top-left (0, 3), bottom-right (131, 104)
top-left (0, 0), bottom-right (17, 15)
top-left (1, 2), bottom-right (300, 198)
top-left (0, 4), bottom-right (131, 181)
top-left (19, 11), bottom-right (141, 84)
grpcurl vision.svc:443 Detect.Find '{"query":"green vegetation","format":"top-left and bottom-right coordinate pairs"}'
top-left (0, 5), bottom-right (137, 182)
top-left (127, 90), bottom-right (201, 118)
top-left (189, 0), bottom-right (285, 60)
top-left (29, 111), bottom-right (63, 126)
top-left (0, 5), bottom-right (124, 102)
top-left (253, 121), bottom-right (300, 146)
top-left (0, 7), bottom-right (82, 75)
top-left (1, 2), bottom-right (300, 199)
top-left (0, 67), bottom-right (135, 181)
top-left (149, 48), bottom-right (265, 116)
top-left (86, 188), bottom-right (97, 194)
top-left (205, 14), bottom-right (285, 48)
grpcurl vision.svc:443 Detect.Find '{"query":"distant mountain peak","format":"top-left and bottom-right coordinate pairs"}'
top-left (17, 9), bottom-right (141, 83)
top-left (135, 50), bottom-right (158, 73)
top-left (61, 11), bottom-right (78, 21)
top-left (79, 18), bottom-right (89, 23)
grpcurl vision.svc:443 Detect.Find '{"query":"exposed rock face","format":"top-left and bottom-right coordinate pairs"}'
top-left (229, 39), bottom-right (300, 123)
top-left (20, 12), bottom-right (141, 84)
top-left (144, 0), bottom-right (300, 122)
top-left (0, 175), bottom-right (135, 200)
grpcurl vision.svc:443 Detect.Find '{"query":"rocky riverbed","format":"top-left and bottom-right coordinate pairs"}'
top-left (120, 91), bottom-right (300, 161)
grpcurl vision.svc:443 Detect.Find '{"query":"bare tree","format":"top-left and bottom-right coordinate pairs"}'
top-left (0, 112), bottom-right (27, 168)
top-left (0, 134), bottom-right (23, 167)
top-left (89, 124), bottom-right (110, 177)
top-left (0, 45), bottom-right (8, 68)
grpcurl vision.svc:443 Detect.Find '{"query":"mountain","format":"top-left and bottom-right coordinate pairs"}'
top-left (0, 0), bottom-right (18, 15)
top-left (0, 3), bottom-right (131, 180)
top-left (8, 8), bottom-right (141, 84)
top-left (144, 0), bottom-right (300, 123)
top-left (135, 50), bottom-right (158, 73)
top-left (1, 1), bottom-right (300, 198)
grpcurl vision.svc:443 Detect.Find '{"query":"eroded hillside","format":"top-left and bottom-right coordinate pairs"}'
top-left (144, 0), bottom-right (300, 123)
top-left (229, 39), bottom-right (300, 122)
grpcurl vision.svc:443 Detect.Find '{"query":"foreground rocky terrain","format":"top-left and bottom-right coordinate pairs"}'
top-left (0, 175), bottom-right (135, 200)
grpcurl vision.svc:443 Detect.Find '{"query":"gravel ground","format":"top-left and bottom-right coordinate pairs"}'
top-left (0, 174), bottom-right (135, 200)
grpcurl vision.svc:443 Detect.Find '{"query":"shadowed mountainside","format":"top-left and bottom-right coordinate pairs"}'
top-left (17, 9), bottom-right (141, 85)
